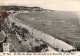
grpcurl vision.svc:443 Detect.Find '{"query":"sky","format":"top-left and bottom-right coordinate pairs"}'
top-left (0, 0), bottom-right (80, 11)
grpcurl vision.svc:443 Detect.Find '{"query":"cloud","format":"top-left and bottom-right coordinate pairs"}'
top-left (0, 0), bottom-right (80, 11)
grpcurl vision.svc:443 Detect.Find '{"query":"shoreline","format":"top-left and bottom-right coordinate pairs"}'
top-left (8, 12), bottom-right (74, 51)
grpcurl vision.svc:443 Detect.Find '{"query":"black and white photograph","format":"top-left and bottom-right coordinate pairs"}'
top-left (0, 0), bottom-right (80, 53)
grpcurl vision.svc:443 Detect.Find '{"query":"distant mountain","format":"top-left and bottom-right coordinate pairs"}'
top-left (0, 6), bottom-right (45, 11)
